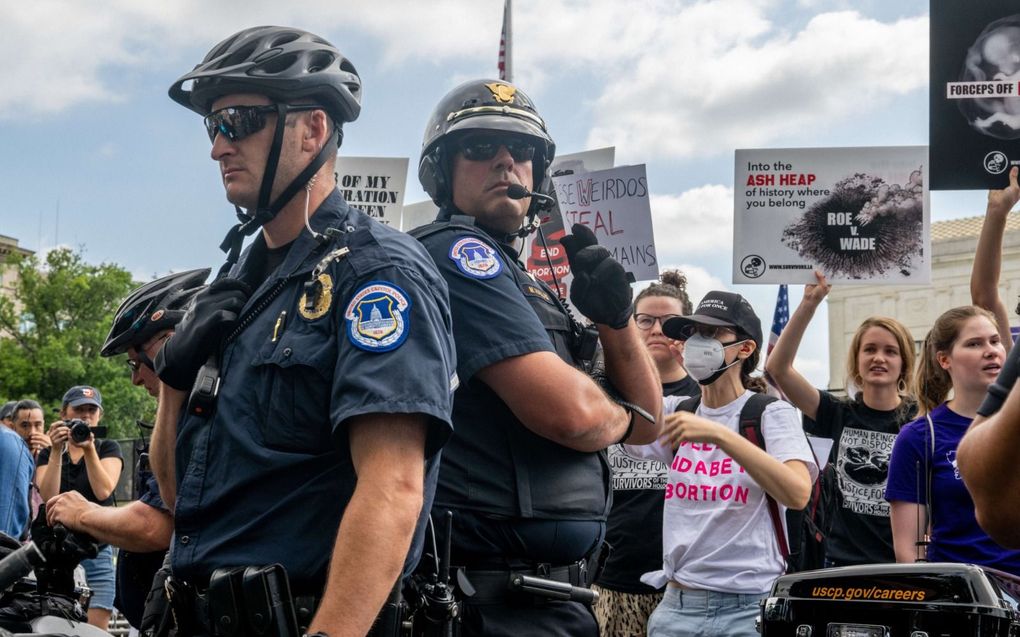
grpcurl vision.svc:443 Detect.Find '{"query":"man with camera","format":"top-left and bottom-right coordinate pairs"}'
top-left (36, 385), bottom-right (124, 630)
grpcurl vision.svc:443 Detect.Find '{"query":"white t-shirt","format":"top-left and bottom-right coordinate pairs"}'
top-left (625, 390), bottom-right (818, 594)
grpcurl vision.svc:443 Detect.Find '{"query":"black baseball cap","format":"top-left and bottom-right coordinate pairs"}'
top-left (662, 290), bottom-right (762, 348)
top-left (62, 386), bottom-right (103, 409)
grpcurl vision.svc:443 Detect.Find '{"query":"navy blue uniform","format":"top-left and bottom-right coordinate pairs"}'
top-left (172, 191), bottom-right (456, 595)
top-left (415, 210), bottom-right (608, 637)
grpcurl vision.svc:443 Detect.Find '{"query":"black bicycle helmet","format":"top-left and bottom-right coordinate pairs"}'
top-left (419, 79), bottom-right (556, 210)
top-left (168, 26), bottom-right (362, 125)
top-left (101, 268), bottom-right (210, 357)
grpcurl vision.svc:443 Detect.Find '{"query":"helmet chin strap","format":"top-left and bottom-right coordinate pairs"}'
top-left (216, 104), bottom-right (338, 278)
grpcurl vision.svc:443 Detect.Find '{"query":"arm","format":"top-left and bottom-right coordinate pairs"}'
top-left (598, 319), bottom-right (664, 442)
top-left (46, 492), bottom-right (172, 552)
top-left (889, 500), bottom-right (927, 563)
top-left (78, 440), bottom-right (122, 502)
top-left (476, 352), bottom-right (634, 452)
top-left (151, 385), bottom-right (185, 511)
top-left (306, 413), bottom-right (427, 637)
top-left (764, 272), bottom-right (830, 420)
top-left (958, 381), bottom-right (1020, 547)
top-left (971, 166), bottom-right (1018, 351)
top-left (660, 411), bottom-right (812, 509)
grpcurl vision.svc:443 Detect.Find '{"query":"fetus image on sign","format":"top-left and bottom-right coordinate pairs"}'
top-left (959, 15), bottom-right (1020, 139)
top-left (781, 170), bottom-right (924, 279)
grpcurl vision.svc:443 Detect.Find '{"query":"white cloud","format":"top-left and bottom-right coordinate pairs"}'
top-left (651, 185), bottom-right (734, 265)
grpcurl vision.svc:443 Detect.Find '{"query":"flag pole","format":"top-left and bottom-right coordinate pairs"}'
top-left (499, 0), bottom-right (513, 82)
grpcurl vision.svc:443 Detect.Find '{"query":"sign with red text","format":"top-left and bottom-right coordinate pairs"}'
top-left (733, 146), bottom-right (930, 285)
top-left (336, 156), bottom-right (409, 226)
top-left (532, 164), bottom-right (656, 306)
top-left (931, 1), bottom-right (1020, 189)
top-left (524, 148), bottom-right (615, 298)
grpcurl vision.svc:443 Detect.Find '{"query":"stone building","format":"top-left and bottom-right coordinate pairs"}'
top-left (825, 214), bottom-right (1020, 390)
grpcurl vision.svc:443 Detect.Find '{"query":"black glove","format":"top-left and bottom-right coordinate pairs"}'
top-left (560, 224), bottom-right (633, 328)
top-left (155, 278), bottom-right (251, 390)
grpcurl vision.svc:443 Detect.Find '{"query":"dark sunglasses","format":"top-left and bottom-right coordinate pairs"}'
top-left (456, 135), bottom-right (537, 162)
top-left (202, 104), bottom-right (321, 143)
top-left (126, 334), bottom-right (171, 373)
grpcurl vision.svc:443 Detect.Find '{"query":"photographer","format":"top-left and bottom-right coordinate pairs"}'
top-left (35, 385), bottom-right (124, 631)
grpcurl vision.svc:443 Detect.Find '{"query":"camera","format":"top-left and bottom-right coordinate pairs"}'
top-left (65, 419), bottom-right (107, 444)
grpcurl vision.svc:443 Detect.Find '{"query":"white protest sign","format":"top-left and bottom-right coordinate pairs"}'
top-left (523, 147), bottom-right (616, 297)
top-left (733, 146), bottom-right (930, 285)
top-left (400, 200), bottom-right (439, 232)
top-left (336, 156), bottom-right (409, 226)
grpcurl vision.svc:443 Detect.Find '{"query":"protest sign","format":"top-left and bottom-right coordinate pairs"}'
top-left (532, 164), bottom-right (658, 301)
top-left (524, 148), bottom-right (616, 298)
top-left (335, 156), bottom-right (409, 226)
top-left (733, 146), bottom-right (929, 285)
top-left (400, 200), bottom-right (439, 232)
top-left (931, 1), bottom-right (1020, 190)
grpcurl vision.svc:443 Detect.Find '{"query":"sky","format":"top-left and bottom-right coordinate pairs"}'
top-left (0, 0), bottom-right (994, 389)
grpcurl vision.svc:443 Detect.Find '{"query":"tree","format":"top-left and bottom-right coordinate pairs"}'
top-left (0, 247), bottom-right (153, 440)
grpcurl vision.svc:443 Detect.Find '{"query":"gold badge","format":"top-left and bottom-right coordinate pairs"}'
top-left (485, 82), bottom-right (517, 104)
top-left (298, 273), bottom-right (334, 320)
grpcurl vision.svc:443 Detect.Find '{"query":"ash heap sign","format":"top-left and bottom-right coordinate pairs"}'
top-left (733, 146), bottom-right (930, 285)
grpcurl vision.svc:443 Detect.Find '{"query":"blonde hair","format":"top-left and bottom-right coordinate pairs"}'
top-left (845, 316), bottom-right (916, 400)
top-left (914, 306), bottom-right (998, 416)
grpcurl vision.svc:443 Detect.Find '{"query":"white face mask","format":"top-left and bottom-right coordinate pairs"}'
top-left (682, 334), bottom-right (745, 384)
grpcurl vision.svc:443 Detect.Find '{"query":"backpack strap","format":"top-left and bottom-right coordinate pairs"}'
top-left (736, 393), bottom-right (790, 559)
top-left (676, 396), bottom-right (702, 414)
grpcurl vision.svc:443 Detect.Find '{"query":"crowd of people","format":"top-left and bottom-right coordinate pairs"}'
top-left (4, 22), bottom-right (1020, 637)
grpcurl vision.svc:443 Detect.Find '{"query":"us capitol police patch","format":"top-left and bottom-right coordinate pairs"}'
top-left (344, 281), bottom-right (411, 352)
top-left (449, 236), bottom-right (502, 279)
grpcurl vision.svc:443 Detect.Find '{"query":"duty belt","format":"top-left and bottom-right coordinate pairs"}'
top-left (455, 560), bottom-right (599, 606)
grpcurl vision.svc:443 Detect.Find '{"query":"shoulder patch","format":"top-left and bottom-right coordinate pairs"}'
top-left (448, 236), bottom-right (503, 279)
top-left (344, 281), bottom-right (411, 352)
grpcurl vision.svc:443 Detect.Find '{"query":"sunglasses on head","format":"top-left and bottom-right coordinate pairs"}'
top-left (456, 134), bottom-right (537, 162)
top-left (202, 104), bottom-right (321, 144)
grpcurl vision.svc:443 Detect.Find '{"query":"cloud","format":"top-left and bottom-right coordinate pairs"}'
top-left (652, 185), bottom-right (734, 265)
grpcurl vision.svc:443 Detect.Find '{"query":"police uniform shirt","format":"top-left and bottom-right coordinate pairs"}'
top-left (416, 210), bottom-right (609, 559)
top-left (172, 190), bottom-right (456, 594)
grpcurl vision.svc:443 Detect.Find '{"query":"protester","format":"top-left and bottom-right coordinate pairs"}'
top-left (154, 26), bottom-right (456, 636)
top-left (970, 166), bottom-right (1018, 352)
top-left (0, 422), bottom-right (32, 539)
top-left (627, 290), bottom-right (816, 637)
top-left (884, 306), bottom-right (1020, 573)
top-left (36, 385), bottom-right (123, 630)
top-left (413, 78), bottom-right (662, 637)
top-left (10, 399), bottom-right (49, 459)
top-left (765, 272), bottom-right (917, 566)
top-left (594, 270), bottom-right (697, 637)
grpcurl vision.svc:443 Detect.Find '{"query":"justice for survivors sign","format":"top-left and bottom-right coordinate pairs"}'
top-left (733, 146), bottom-right (930, 285)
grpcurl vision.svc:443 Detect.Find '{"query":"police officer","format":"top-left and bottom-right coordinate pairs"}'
top-left (46, 269), bottom-right (208, 630)
top-left (413, 80), bottom-right (663, 636)
top-left (153, 27), bottom-right (456, 637)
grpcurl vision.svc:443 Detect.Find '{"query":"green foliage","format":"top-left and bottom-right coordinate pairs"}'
top-left (0, 247), bottom-right (154, 439)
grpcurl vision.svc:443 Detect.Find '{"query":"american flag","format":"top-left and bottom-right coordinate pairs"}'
top-left (764, 284), bottom-right (789, 399)
top-left (498, 0), bottom-right (513, 82)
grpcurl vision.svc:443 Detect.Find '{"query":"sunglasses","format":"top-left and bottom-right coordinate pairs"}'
top-left (634, 313), bottom-right (681, 330)
top-left (202, 104), bottom-right (321, 144)
top-left (456, 135), bottom-right (537, 162)
top-left (126, 334), bottom-right (171, 373)
top-left (678, 323), bottom-right (738, 340)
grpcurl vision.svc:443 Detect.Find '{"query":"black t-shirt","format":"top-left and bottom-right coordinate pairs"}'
top-left (38, 439), bottom-right (124, 506)
top-left (598, 376), bottom-right (701, 593)
top-left (804, 390), bottom-right (916, 565)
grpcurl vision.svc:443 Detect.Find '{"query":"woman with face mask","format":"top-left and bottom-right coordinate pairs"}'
top-left (884, 306), bottom-right (1020, 573)
top-left (627, 290), bottom-right (817, 637)
top-left (764, 272), bottom-right (917, 568)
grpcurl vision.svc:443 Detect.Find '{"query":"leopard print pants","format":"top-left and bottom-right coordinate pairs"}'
top-left (592, 584), bottom-right (663, 637)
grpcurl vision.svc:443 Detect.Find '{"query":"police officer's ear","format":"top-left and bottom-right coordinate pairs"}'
top-left (300, 108), bottom-right (332, 153)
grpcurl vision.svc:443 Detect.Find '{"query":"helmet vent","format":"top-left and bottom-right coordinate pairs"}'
top-left (306, 52), bottom-right (335, 74)
top-left (270, 32), bottom-right (301, 47)
top-left (222, 42), bottom-right (259, 69)
top-left (255, 52), bottom-right (299, 75)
